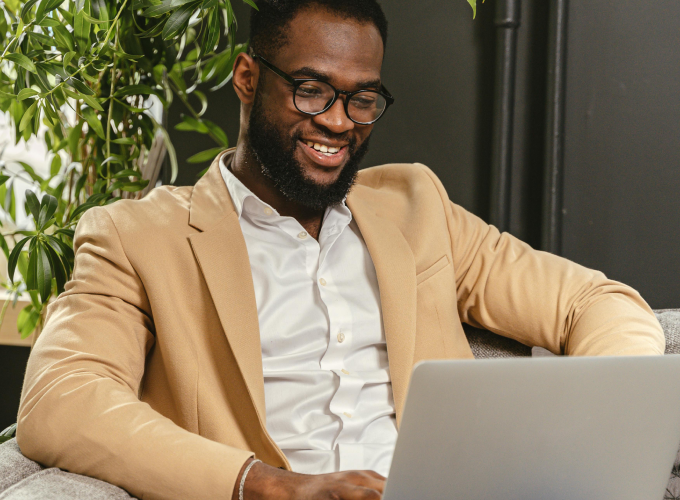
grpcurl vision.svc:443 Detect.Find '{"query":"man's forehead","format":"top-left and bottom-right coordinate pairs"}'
top-left (274, 7), bottom-right (383, 88)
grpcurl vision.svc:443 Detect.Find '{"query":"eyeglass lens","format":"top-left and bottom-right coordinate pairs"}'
top-left (295, 81), bottom-right (387, 124)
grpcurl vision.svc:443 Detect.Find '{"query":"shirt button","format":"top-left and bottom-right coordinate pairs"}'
top-left (298, 231), bottom-right (308, 239)
top-left (263, 207), bottom-right (273, 215)
top-left (337, 332), bottom-right (346, 343)
top-left (319, 278), bottom-right (327, 286)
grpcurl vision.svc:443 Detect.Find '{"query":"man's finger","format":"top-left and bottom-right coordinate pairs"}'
top-left (342, 470), bottom-right (386, 493)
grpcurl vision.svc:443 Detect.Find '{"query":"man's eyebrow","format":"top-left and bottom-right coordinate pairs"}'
top-left (290, 66), bottom-right (382, 89)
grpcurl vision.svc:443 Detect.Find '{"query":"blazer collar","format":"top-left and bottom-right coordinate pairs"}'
top-left (188, 149), bottom-right (237, 232)
top-left (188, 149), bottom-right (418, 431)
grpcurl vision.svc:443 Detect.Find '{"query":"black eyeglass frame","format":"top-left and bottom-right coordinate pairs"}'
top-left (252, 53), bottom-right (395, 125)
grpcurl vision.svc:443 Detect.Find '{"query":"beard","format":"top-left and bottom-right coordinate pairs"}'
top-left (247, 88), bottom-right (371, 211)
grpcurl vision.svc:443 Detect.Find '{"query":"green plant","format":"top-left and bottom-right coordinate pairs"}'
top-left (0, 423), bottom-right (16, 444)
top-left (0, 0), bottom-right (251, 338)
top-left (0, 0), bottom-right (481, 341)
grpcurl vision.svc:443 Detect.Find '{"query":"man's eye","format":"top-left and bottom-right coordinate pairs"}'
top-left (297, 85), bottom-right (323, 97)
top-left (351, 96), bottom-right (377, 108)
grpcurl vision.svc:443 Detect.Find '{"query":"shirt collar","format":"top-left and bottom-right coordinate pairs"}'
top-left (219, 149), bottom-right (352, 226)
top-left (219, 150), bottom-right (275, 219)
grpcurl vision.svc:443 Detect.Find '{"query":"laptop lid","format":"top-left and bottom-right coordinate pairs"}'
top-left (383, 355), bottom-right (680, 500)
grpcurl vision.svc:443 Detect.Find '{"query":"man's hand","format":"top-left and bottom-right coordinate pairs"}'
top-left (232, 458), bottom-right (386, 500)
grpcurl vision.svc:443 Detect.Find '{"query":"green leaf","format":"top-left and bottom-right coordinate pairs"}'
top-left (187, 147), bottom-right (225, 163)
top-left (68, 78), bottom-right (95, 95)
top-left (50, 155), bottom-right (62, 176)
top-left (69, 201), bottom-right (98, 220)
top-left (210, 42), bottom-right (247, 91)
top-left (37, 193), bottom-right (58, 230)
top-left (203, 119), bottom-right (228, 147)
top-left (43, 0), bottom-right (66, 12)
top-left (175, 115), bottom-right (209, 133)
top-left (35, 242), bottom-right (52, 302)
top-left (68, 121), bottom-right (84, 158)
top-left (4, 53), bottom-right (37, 73)
top-left (25, 190), bottom-right (41, 221)
top-left (0, 424), bottom-right (17, 443)
top-left (468, 0), bottom-right (485, 19)
top-left (20, 0), bottom-right (40, 21)
top-left (62, 51), bottom-right (76, 71)
top-left (7, 236), bottom-right (32, 284)
top-left (17, 88), bottom-right (39, 101)
top-left (45, 234), bottom-right (74, 262)
top-left (19, 101), bottom-right (38, 132)
top-left (199, 8), bottom-right (219, 57)
top-left (53, 24), bottom-right (76, 52)
top-left (27, 31), bottom-right (54, 45)
top-left (201, 0), bottom-right (217, 7)
top-left (0, 175), bottom-right (10, 187)
top-left (38, 17), bottom-right (61, 27)
top-left (112, 169), bottom-right (142, 178)
top-left (112, 137), bottom-right (135, 145)
top-left (63, 87), bottom-right (104, 112)
top-left (45, 241), bottom-right (67, 295)
top-left (241, 0), bottom-right (258, 10)
top-left (81, 11), bottom-right (109, 23)
top-left (54, 228), bottom-right (75, 240)
top-left (162, 2), bottom-right (200, 40)
top-left (143, 0), bottom-right (200, 17)
top-left (73, 0), bottom-right (92, 52)
top-left (17, 304), bottom-right (40, 339)
top-left (83, 108), bottom-right (105, 139)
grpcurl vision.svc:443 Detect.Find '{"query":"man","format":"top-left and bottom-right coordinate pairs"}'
top-left (16, 0), bottom-right (664, 499)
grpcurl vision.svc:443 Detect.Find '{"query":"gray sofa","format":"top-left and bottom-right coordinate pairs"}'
top-left (1, 309), bottom-right (678, 500)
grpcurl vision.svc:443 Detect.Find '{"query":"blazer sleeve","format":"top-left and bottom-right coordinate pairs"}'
top-left (417, 164), bottom-right (665, 356)
top-left (16, 206), bottom-right (253, 500)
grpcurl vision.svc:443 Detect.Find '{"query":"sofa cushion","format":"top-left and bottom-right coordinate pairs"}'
top-left (656, 309), bottom-right (680, 354)
top-left (0, 441), bottom-right (40, 494)
top-left (0, 468), bottom-right (133, 500)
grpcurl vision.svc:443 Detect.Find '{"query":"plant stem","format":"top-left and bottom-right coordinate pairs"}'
top-left (105, 29), bottom-right (119, 190)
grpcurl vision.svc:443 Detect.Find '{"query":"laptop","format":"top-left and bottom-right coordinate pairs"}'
top-left (383, 355), bottom-right (680, 500)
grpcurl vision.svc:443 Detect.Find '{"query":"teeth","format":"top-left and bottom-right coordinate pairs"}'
top-left (305, 141), bottom-right (341, 155)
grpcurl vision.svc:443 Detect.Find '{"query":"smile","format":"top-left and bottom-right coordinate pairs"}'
top-left (304, 140), bottom-right (342, 156)
top-left (299, 139), bottom-right (349, 168)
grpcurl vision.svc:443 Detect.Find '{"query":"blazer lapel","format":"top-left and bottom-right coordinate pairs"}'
top-left (347, 185), bottom-right (417, 427)
top-left (187, 150), bottom-right (267, 420)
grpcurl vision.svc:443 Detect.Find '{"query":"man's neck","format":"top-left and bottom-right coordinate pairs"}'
top-left (231, 142), bottom-right (325, 239)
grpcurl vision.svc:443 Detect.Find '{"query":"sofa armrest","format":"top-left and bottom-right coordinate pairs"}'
top-left (0, 439), bottom-right (133, 499)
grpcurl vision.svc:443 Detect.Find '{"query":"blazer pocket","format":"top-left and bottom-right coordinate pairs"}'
top-left (416, 255), bottom-right (451, 286)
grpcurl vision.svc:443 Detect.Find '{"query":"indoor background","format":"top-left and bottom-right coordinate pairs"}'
top-left (2, 0), bottom-right (679, 429)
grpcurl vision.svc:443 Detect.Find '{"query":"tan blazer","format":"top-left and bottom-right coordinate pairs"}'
top-left (16, 150), bottom-right (664, 500)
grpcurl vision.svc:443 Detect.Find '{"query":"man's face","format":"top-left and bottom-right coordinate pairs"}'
top-left (246, 7), bottom-right (384, 210)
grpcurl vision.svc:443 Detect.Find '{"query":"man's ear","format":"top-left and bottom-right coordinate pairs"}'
top-left (232, 53), bottom-right (259, 105)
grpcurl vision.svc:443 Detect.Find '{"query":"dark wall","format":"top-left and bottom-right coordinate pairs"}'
top-left (560, 0), bottom-right (680, 309)
top-left (0, 346), bottom-right (30, 430)
top-left (166, 0), bottom-right (498, 218)
top-left (166, 0), bottom-right (679, 308)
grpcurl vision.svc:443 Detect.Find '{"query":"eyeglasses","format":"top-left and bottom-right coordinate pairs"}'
top-left (252, 54), bottom-right (395, 125)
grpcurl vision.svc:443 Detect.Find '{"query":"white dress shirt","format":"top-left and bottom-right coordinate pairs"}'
top-left (219, 154), bottom-right (398, 477)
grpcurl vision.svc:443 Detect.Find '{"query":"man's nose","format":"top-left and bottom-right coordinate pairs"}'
top-left (312, 97), bottom-right (355, 134)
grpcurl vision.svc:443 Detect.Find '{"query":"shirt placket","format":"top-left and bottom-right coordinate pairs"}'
top-left (316, 220), bottom-right (369, 464)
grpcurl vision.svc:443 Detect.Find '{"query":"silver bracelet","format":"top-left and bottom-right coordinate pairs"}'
top-left (239, 458), bottom-right (262, 500)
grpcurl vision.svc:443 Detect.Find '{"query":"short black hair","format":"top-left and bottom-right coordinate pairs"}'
top-left (249, 0), bottom-right (388, 61)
